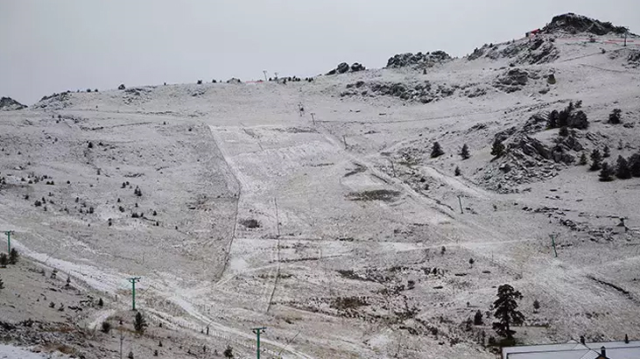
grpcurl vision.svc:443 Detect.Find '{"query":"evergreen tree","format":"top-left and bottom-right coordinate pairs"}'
top-left (558, 126), bottom-right (569, 137)
top-left (128, 351), bottom-right (134, 359)
top-left (98, 298), bottom-right (104, 307)
top-left (547, 110), bottom-right (558, 129)
top-left (603, 145), bottom-right (610, 158)
top-left (0, 275), bottom-right (4, 291)
top-left (460, 144), bottom-right (470, 160)
top-left (590, 149), bottom-right (602, 171)
top-left (454, 166), bottom-right (461, 176)
top-left (629, 153), bottom-right (640, 177)
top-left (8, 248), bottom-right (18, 265)
top-left (0, 253), bottom-right (7, 268)
top-left (224, 345), bottom-right (234, 358)
top-left (474, 310), bottom-right (483, 325)
top-left (578, 152), bottom-right (588, 166)
top-left (616, 156), bottom-right (632, 179)
top-left (608, 108), bottom-right (622, 124)
top-left (599, 162), bottom-right (614, 182)
top-left (492, 284), bottom-right (524, 339)
top-left (101, 321), bottom-right (111, 333)
top-left (431, 142), bottom-right (444, 158)
top-left (533, 299), bottom-right (540, 311)
top-left (134, 312), bottom-right (147, 334)
top-left (491, 139), bottom-right (505, 158)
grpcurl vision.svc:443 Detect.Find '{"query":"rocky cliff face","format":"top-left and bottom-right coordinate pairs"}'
top-left (0, 97), bottom-right (27, 111)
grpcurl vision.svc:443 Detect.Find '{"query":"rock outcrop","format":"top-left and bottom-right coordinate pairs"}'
top-left (543, 13), bottom-right (629, 36)
top-left (0, 97), bottom-right (27, 111)
top-left (386, 51), bottom-right (452, 69)
top-left (326, 62), bottom-right (366, 75)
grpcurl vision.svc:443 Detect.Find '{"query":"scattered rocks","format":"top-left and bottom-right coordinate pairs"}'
top-left (542, 13), bottom-right (628, 36)
top-left (386, 51), bottom-right (452, 69)
top-left (494, 68), bottom-right (542, 92)
top-left (0, 97), bottom-right (27, 111)
top-left (326, 62), bottom-right (366, 75)
top-left (343, 80), bottom-right (456, 103)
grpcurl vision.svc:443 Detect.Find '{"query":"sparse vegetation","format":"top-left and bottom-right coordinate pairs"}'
top-left (474, 310), bottom-right (483, 325)
top-left (431, 141), bottom-right (444, 158)
top-left (455, 166), bottom-right (461, 176)
top-left (224, 345), bottom-right (234, 358)
top-left (9, 248), bottom-right (18, 265)
top-left (599, 162), bottom-right (614, 182)
top-left (491, 139), bottom-right (505, 158)
top-left (240, 219), bottom-right (260, 228)
top-left (134, 312), bottom-right (147, 334)
top-left (590, 149), bottom-right (602, 171)
top-left (493, 284), bottom-right (524, 339)
top-left (616, 155), bottom-right (631, 179)
top-left (101, 321), bottom-right (112, 333)
top-left (0, 253), bottom-right (7, 267)
top-left (460, 144), bottom-right (470, 160)
top-left (348, 190), bottom-right (401, 202)
top-left (608, 108), bottom-right (622, 124)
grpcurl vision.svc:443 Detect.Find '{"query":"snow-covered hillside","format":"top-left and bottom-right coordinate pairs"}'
top-left (0, 12), bottom-right (639, 359)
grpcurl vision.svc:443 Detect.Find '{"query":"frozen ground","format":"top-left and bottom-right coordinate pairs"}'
top-left (1, 21), bottom-right (640, 358)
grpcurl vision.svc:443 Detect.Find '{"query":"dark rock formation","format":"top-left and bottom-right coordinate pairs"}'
top-left (386, 51), bottom-right (452, 68)
top-left (543, 13), bottom-right (629, 36)
top-left (0, 97), bottom-right (27, 111)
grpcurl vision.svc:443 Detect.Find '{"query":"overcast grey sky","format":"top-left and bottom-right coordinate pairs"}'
top-left (1, 0), bottom-right (638, 104)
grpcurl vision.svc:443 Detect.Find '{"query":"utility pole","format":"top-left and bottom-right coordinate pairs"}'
top-left (127, 277), bottom-right (141, 310)
top-left (263, 70), bottom-right (268, 81)
top-left (119, 330), bottom-right (124, 359)
top-left (252, 327), bottom-right (267, 359)
top-left (4, 230), bottom-right (13, 254)
top-left (549, 234), bottom-right (558, 258)
top-left (274, 72), bottom-right (279, 80)
top-left (310, 112), bottom-right (316, 125)
top-left (274, 198), bottom-right (280, 237)
top-left (457, 196), bottom-right (464, 214)
top-left (342, 135), bottom-right (347, 148)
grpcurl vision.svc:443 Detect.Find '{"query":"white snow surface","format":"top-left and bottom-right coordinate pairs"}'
top-left (1, 30), bottom-right (640, 358)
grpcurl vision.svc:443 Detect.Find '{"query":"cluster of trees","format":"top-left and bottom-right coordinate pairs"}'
top-left (0, 249), bottom-right (19, 267)
top-left (546, 101), bottom-right (589, 130)
top-left (582, 147), bottom-right (640, 182)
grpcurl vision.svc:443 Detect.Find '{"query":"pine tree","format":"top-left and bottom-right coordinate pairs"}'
top-left (599, 162), bottom-right (614, 182)
top-left (547, 110), bottom-right (558, 129)
top-left (590, 149), bottom-right (602, 171)
top-left (460, 144), bottom-right (470, 160)
top-left (603, 145), bottom-right (610, 158)
top-left (127, 351), bottom-right (134, 359)
top-left (474, 310), bottom-right (483, 325)
top-left (224, 345), bottom-right (234, 358)
top-left (491, 139), bottom-right (505, 158)
top-left (533, 299), bottom-right (540, 312)
top-left (66, 275), bottom-right (71, 288)
top-left (0, 253), bottom-right (7, 268)
top-left (492, 284), bottom-right (524, 339)
top-left (469, 258), bottom-right (475, 268)
top-left (558, 126), bottom-right (569, 137)
top-left (578, 152), bottom-right (588, 166)
top-left (608, 108), bottom-right (622, 124)
top-left (8, 248), bottom-right (18, 265)
top-left (0, 275), bottom-right (4, 291)
top-left (98, 298), bottom-right (104, 307)
top-left (629, 154), bottom-right (640, 177)
top-left (455, 166), bottom-right (461, 176)
top-left (431, 142), bottom-right (444, 158)
top-left (134, 312), bottom-right (147, 334)
top-left (616, 156), bottom-right (632, 179)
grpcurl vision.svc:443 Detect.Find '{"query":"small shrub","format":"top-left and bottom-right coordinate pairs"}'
top-left (558, 126), bottom-right (569, 137)
top-left (454, 166), bottom-right (461, 176)
top-left (0, 253), bottom-right (8, 267)
top-left (101, 321), bottom-right (112, 333)
top-left (240, 219), bottom-right (260, 228)
top-left (8, 248), bottom-right (18, 265)
top-left (34, 200), bottom-right (42, 207)
top-left (491, 139), bottom-right (505, 158)
top-left (533, 299), bottom-right (540, 311)
top-left (88, 142), bottom-right (93, 149)
top-left (603, 145), bottom-right (610, 158)
top-left (441, 246), bottom-right (446, 255)
top-left (608, 109), bottom-right (622, 124)
top-left (153, 210), bottom-right (157, 216)
top-left (431, 142), bottom-right (444, 158)
top-left (578, 152), bottom-right (588, 166)
top-left (474, 310), bottom-right (483, 325)
top-left (89, 206), bottom-right (94, 214)
top-left (224, 345), bottom-right (234, 358)
top-left (599, 162), bottom-right (614, 182)
top-left (98, 298), bottom-right (104, 307)
top-left (590, 149), bottom-right (602, 171)
top-left (616, 156), bottom-right (631, 179)
top-left (118, 84), bottom-right (126, 90)
top-left (460, 144), bottom-right (470, 160)
top-left (134, 187), bottom-right (142, 197)
top-left (197, 80), bottom-right (203, 84)
top-left (128, 351), bottom-right (134, 359)
top-left (134, 312), bottom-right (147, 334)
